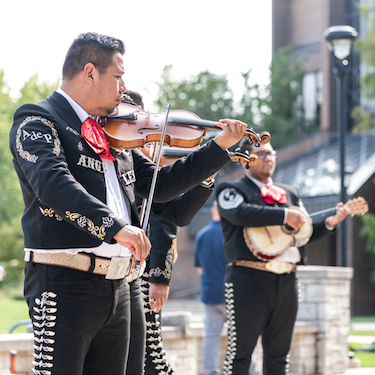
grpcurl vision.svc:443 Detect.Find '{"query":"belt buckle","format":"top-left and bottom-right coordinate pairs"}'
top-left (105, 257), bottom-right (132, 280)
top-left (265, 261), bottom-right (293, 274)
top-left (126, 261), bottom-right (146, 283)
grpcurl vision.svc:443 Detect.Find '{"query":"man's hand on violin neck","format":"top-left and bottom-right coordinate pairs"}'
top-left (114, 225), bottom-right (151, 264)
top-left (213, 119), bottom-right (247, 151)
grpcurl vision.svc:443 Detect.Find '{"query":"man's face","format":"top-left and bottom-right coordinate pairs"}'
top-left (91, 53), bottom-right (126, 116)
top-left (246, 143), bottom-right (276, 183)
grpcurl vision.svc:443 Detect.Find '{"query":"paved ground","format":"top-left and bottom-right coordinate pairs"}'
top-left (344, 369), bottom-right (374, 374)
top-left (163, 299), bottom-right (375, 375)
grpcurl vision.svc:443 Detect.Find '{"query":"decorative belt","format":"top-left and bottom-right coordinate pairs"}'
top-left (24, 250), bottom-right (140, 280)
top-left (230, 260), bottom-right (296, 274)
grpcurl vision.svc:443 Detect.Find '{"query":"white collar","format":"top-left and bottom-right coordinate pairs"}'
top-left (245, 173), bottom-right (273, 189)
top-left (56, 87), bottom-right (89, 123)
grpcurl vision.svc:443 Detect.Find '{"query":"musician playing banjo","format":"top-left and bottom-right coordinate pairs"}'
top-left (215, 139), bottom-right (350, 375)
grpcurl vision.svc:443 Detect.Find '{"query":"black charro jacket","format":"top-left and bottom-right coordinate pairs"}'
top-left (215, 175), bottom-right (333, 265)
top-left (9, 91), bottom-right (229, 250)
top-left (148, 185), bottom-right (214, 286)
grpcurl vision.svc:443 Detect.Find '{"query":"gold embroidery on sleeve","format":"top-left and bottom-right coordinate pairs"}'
top-left (65, 211), bottom-right (116, 240)
top-left (149, 245), bottom-right (174, 280)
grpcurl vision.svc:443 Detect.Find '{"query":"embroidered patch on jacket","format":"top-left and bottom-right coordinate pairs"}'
top-left (121, 170), bottom-right (136, 185)
top-left (218, 187), bottom-right (244, 210)
top-left (76, 154), bottom-right (105, 173)
top-left (15, 116), bottom-right (61, 162)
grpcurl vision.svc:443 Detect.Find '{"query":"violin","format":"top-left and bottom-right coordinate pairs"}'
top-left (103, 103), bottom-right (271, 151)
top-left (141, 144), bottom-right (259, 168)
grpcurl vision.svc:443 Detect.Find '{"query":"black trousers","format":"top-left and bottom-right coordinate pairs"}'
top-left (126, 278), bottom-right (146, 375)
top-left (24, 261), bottom-right (131, 375)
top-left (223, 265), bottom-right (298, 375)
top-left (126, 273), bottom-right (175, 375)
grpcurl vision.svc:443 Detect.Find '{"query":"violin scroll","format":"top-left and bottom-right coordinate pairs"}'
top-left (230, 149), bottom-right (258, 169)
top-left (244, 128), bottom-right (271, 147)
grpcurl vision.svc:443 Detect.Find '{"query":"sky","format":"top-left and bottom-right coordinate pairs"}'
top-left (1, 0), bottom-right (272, 111)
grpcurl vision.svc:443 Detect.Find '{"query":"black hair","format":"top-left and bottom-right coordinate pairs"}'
top-left (239, 138), bottom-right (257, 154)
top-left (62, 32), bottom-right (125, 80)
top-left (122, 90), bottom-right (144, 109)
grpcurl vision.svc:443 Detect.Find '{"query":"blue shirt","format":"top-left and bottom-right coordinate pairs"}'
top-left (194, 221), bottom-right (228, 304)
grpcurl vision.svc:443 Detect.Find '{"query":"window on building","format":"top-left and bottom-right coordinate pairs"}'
top-left (302, 70), bottom-right (322, 128)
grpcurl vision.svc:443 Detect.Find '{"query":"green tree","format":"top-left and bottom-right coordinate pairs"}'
top-left (356, 6), bottom-right (375, 99)
top-left (260, 46), bottom-right (305, 149)
top-left (154, 65), bottom-right (234, 121)
top-left (0, 71), bottom-right (23, 224)
top-left (360, 189), bottom-right (375, 283)
top-left (352, 6), bottom-right (375, 284)
top-left (0, 73), bottom-right (58, 286)
top-left (352, 5), bottom-right (375, 133)
top-left (16, 73), bottom-right (59, 108)
top-left (0, 70), bottom-right (16, 118)
top-left (237, 70), bottom-right (264, 130)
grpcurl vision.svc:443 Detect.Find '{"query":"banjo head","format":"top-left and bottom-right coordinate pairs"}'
top-left (243, 206), bottom-right (313, 260)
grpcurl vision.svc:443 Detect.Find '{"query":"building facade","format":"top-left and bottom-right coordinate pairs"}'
top-left (272, 0), bottom-right (361, 133)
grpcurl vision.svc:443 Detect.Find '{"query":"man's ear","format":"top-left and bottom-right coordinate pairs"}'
top-left (83, 63), bottom-right (97, 85)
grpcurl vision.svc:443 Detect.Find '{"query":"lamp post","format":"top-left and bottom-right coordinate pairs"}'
top-left (324, 25), bottom-right (358, 267)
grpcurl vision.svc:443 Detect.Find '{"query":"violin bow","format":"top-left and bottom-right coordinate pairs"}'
top-left (135, 104), bottom-right (171, 271)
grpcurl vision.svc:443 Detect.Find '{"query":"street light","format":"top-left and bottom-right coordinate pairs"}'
top-left (324, 25), bottom-right (358, 267)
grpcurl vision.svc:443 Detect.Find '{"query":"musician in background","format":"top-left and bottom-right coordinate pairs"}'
top-left (215, 139), bottom-right (349, 375)
top-left (123, 90), bottom-right (216, 375)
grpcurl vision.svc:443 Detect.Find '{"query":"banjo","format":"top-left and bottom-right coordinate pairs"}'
top-left (243, 197), bottom-right (368, 261)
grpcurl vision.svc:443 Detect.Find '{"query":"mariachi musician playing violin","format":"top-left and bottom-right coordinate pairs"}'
top-left (9, 32), bottom-right (253, 375)
top-left (215, 139), bottom-right (350, 375)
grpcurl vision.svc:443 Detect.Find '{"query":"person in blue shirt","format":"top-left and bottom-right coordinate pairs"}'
top-left (194, 200), bottom-right (228, 375)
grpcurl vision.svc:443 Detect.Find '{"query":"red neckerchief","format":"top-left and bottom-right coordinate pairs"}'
top-left (81, 117), bottom-right (115, 161)
top-left (260, 184), bottom-right (287, 204)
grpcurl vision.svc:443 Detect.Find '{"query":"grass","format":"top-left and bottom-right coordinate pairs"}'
top-left (349, 318), bottom-right (375, 367)
top-left (349, 343), bottom-right (375, 367)
top-left (351, 330), bottom-right (375, 336)
top-left (351, 316), bottom-right (375, 323)
top-left (350, 316), bottom-right (375, 338)
top-left (0, 289), bottom-right (30, 334)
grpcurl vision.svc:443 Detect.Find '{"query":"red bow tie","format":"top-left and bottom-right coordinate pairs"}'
top-left (81, 117), bottom-right (115, 161)
top-left (260, 184), bottom-right (287, 205)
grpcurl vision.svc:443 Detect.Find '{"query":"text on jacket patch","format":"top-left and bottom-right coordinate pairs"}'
top-left (77, 154), bottom-right (105, 173)
top-left (121, 170), bottom-right (136, 185)
top-left (22, 129), bottom-right (53, 143)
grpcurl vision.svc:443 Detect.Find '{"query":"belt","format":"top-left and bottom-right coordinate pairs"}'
top-left (230, 260), bottom-right (296, 274)
top-left (24, 251), bottom-right (135, 280)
